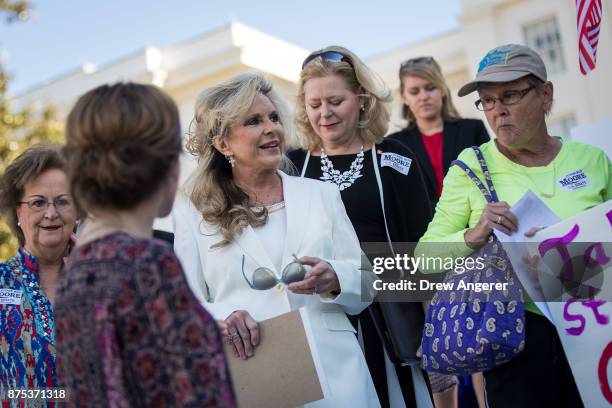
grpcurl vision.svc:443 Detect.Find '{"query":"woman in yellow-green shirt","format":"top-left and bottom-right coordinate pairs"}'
top-left (418, 44), bottom-right (611, 407)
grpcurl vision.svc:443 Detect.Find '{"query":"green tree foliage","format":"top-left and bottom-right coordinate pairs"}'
top-left (0, 0), bottom-right (29, 22)
top-left (0, 1), bottom-right (65, 259)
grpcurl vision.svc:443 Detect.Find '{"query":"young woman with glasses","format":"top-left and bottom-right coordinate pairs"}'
top-left (388, 56), bottom-right (490, 203)
top-left (173, 72), bottom-right (381, 407)
top-left (288, 46), bottom-right (434, 408)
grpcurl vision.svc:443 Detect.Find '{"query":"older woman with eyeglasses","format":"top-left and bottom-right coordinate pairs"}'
top-left (173, 72), bottom-right (380, 407)
top-left (0, 144), bottom-right (78, 404)
top-left (417, 44), bottom-right (611, 408)
top-left (288, 46), bottom-right (434, 408)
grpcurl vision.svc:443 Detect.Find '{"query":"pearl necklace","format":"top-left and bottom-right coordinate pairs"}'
top-left (319, 145), bottom-right (364, 191)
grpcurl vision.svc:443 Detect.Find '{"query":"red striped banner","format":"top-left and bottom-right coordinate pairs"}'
top-left (576, 0), bottom-right (603, 75)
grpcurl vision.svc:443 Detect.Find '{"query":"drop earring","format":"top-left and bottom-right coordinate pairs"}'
top-left (17, 221), bottom-right (21, 227)
top-left (226, 154), bottom-right (235, 168)
top-left (360, 105), bottom-right (365, 112)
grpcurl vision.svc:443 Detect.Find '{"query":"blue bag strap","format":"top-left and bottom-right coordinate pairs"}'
top-left (451, 146), bottom-right (499, 203)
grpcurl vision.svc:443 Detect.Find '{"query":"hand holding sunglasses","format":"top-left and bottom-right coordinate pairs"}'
top-left (288, 256), bottom-right (341, 296)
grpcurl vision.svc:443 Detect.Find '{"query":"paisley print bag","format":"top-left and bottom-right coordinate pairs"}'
top-left (421, 146), bottom-right (525, 376)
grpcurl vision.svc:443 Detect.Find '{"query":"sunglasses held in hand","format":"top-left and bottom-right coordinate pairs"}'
top-left (241, 254), bottom-right (307, 290)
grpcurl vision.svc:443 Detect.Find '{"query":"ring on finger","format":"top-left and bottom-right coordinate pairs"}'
top-left (496, 215), bottom-right (502, 224)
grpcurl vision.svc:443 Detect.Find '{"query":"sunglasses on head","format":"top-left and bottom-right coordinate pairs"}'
top-left (400, 56), bottom-right (435, 69)
top-left (302, 51), bottom-right (355, 71)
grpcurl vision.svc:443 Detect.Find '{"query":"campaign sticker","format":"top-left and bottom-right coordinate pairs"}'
top-left (381, 153), bottom-right (412, 175)
top-left (0, 289), bottom-right (22, 305)
top-left (557, 170), bottom-right (591, 192)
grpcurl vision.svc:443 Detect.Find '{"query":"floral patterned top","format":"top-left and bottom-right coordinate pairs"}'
top-left (0, 247), bottom-right (57, 407)
top-left (55, 232), bottom-right (236, 407)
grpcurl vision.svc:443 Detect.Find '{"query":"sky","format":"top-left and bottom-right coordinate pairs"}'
top-left (0, 0), bottom-right (461, 95)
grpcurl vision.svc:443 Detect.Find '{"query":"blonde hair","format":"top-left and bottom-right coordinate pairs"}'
top-left (295, 45), bottom-right (392, 151)
top-left (186, 72), bottom-right (290, 248)
top-left (399, 57), bottom-right (460, 128)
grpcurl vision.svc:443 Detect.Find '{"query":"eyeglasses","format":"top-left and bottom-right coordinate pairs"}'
top-left (302, 51), bottom-right (355, 71)
top-left (241, 254), bottom-right (306, 290)
top-left (475, 86), bottom-right (535, 111)
top-left (400, 56), bottom-right (435, 69)
top-left (19, 196), bottom-right (74, 213)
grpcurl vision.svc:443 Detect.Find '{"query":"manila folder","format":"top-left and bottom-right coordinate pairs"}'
top-left (223, 308), bottom-right (326, 408)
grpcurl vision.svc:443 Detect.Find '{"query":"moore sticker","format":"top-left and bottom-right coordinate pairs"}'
top-left (381, 153), bottom-right (412, 175)
top-left (557, 169), bottom-right (591, 192)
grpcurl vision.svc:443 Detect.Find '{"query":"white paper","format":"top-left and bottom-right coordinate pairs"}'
top-left (494, 190), bottom-right (560, 322)
top-left (495, 190), bottom-right (561, 242)
top-left (521, 201), bottom-right (612, 407)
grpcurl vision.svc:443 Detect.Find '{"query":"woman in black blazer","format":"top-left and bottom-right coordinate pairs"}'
top-left (388, 57), bottom-right (490, 204)
top-left (388, 57), bottom-right (490, 408)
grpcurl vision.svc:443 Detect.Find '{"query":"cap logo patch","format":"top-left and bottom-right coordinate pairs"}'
top-left (478, 49), bottom-right (511, 73)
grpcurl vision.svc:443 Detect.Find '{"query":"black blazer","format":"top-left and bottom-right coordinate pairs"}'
top-left (387, 119), bottom-right (490, 202)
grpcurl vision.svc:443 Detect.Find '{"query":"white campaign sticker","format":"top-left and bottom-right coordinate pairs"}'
top-left (557, 169), bottom-right (591, 192)
top-left (0, 289), bottom-right (22, 305)
top-left (381, 152), bottom-right (412, 175)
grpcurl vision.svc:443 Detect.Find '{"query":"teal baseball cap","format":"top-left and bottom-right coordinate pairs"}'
top-left (458, 44), bottom-right (547, 97)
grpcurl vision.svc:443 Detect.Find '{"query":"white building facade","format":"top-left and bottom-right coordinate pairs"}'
top-left (12, 0), bottom-right (612, 230)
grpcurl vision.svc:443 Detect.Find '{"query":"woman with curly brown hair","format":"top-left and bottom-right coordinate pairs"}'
top-left (0, 144), bottom-right (77, 407)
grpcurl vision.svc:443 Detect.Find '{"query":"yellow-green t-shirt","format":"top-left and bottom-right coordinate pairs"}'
top-left (417, 138), bottom-right (611, 315)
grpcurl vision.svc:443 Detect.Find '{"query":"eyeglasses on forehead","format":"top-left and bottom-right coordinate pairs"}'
top-left (400, 56), bottom-right (435, 69)
top-left (302, 51), bottom-right (355, 71)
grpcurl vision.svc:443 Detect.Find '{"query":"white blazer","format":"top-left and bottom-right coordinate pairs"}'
top-left (173, 171), bottom-right (380, 408)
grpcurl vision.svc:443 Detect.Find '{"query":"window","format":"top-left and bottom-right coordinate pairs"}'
top-left (523, 17), bottom-right (566, 74)
top-left (548, 114), bottom-right (576, 138)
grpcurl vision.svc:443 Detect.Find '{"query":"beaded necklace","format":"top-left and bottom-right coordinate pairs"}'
top-left (319, 145), bottom-right (365, 191)
top-left (9, 248), bottom-right (55, 341)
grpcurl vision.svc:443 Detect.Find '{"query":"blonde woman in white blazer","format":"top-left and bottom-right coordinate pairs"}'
top-left (173, 73), bottom-right (380, 408)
